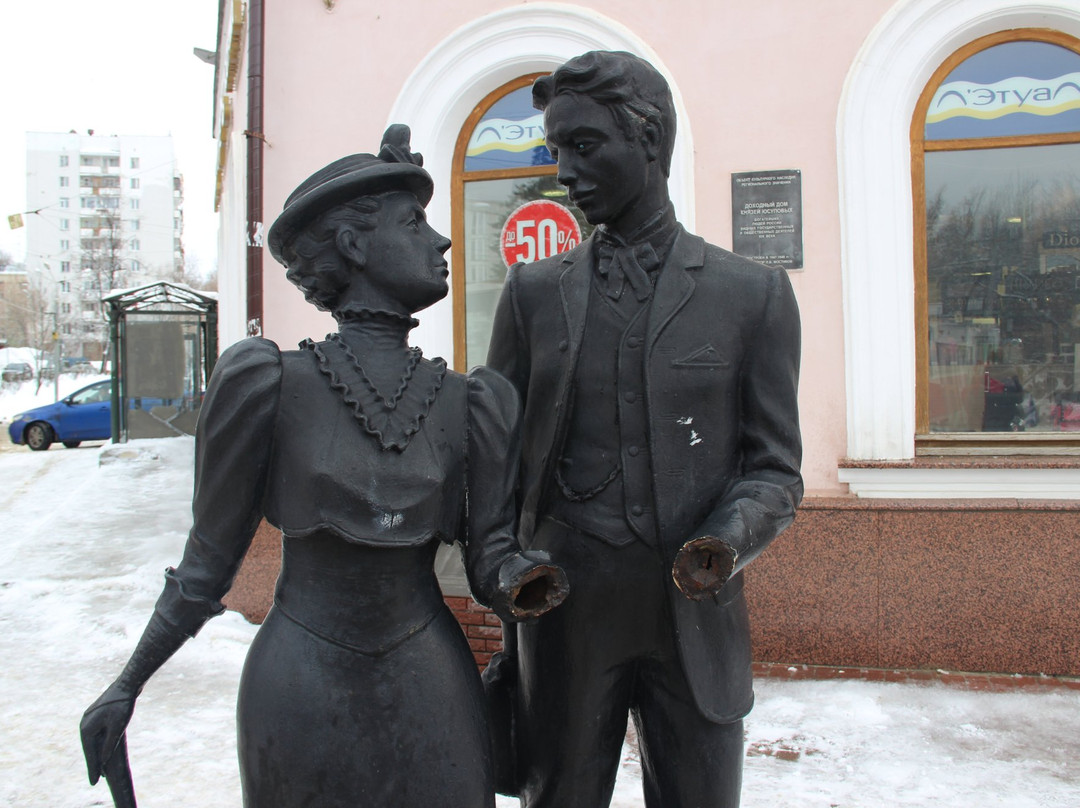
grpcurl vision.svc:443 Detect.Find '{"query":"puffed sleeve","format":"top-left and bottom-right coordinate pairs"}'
top-left (160, 337), bottom-right (282, 626)
top-left (465, 366), bottom-right (567, 622)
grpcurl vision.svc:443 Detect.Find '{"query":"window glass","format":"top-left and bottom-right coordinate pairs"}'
top-left (917, 33), bottom-right (1080, 441)
top-left (925, 143), bottom-right (1080, 432)
top-left (462, 175), bottom-right (590, 366)
top-left (72, 383), bottom-right (110, 405)
top-left (454, 76), bottom-right (591, 371)
top-left (463, 85), bottom-right (555, 173)
top-left (926, 41), bottom-right (1080, 141)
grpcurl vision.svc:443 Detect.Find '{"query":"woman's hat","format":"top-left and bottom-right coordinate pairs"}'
top-left (267, 124), bottom-right (433, 264)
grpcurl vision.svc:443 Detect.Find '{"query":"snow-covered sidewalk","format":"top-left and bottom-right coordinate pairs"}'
top-left (0, 437), bottom-right (1077, 807)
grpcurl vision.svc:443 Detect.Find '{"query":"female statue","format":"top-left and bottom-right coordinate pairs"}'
top-left (80, 125), bottom-right (567, 807)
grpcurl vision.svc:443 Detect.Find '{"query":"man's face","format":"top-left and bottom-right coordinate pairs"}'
top-left (543, 92), bottom-right (652, 230)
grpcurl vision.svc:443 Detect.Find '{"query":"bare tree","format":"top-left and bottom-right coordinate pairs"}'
top-left (80, 212), bottom-right (127, 367)
top-left (179, 254), bottom-right (218, 292)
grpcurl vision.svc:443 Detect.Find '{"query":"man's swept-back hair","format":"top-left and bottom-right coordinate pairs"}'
top-left (533, 51), bottom-right (676, 177)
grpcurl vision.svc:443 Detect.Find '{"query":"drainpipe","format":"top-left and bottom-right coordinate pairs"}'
top-left (245, 0), bottom-right (265, 336)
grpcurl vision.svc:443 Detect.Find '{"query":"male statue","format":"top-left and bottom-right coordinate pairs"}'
top-left (485, 51), bottom-right (803, 807)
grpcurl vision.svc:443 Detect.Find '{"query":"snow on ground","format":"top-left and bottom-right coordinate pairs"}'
top-left (0, 435), bottom-right (1077, 807)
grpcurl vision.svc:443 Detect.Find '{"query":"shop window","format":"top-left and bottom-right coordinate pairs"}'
top-left (451, 75), bottom-right (593, 370)
top-left (914, 31), bottom-right (1080, 450)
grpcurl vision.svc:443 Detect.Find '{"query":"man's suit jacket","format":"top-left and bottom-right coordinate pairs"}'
top-left (487, 225), bottom-right (803, 722)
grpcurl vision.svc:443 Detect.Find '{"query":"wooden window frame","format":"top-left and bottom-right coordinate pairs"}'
top-left (450, 73), bottom-right (557, 371)
top-left (911, 28), bottom-right (1080, 455)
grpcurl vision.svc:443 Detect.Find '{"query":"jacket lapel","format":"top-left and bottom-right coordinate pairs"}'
top-left (647, 226), bottom-right (703, 350)
top-left (557, 239), bottom-right (593, 369)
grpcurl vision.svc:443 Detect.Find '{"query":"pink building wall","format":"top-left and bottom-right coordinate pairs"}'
top-left (253, 1), bottom-right (897, 496)
top-left (214, 0), bottom-right (1080, 676)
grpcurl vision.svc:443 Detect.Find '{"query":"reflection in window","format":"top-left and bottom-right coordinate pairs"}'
top-left (918, 35), bottom-right (1080, 437)
top-left (926, 144), bottom-right (1080, 432)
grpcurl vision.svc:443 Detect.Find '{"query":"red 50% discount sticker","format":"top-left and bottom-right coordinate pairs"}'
top-left (500, 200), bottom-right (582, 268)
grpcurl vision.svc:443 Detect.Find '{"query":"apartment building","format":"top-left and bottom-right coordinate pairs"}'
top-left (24, 131), bottom-right (184, 359)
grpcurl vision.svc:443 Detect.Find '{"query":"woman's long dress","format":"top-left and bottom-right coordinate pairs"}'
top-left (161, 315), bottom-right (522, 807)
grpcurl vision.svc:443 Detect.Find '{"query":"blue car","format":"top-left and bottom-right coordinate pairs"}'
top-left (7, 380), bottom-right (112, 450)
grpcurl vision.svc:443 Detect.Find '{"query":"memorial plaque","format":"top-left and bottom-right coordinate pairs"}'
top-left (731, 169), bottom-right (803, 269)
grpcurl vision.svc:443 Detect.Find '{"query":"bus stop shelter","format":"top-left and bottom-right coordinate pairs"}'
top-left (104, 281), bottom-right (218, 443)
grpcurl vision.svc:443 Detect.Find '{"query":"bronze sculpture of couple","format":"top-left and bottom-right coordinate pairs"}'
top-left (81, 51), bottom-right (801, 808)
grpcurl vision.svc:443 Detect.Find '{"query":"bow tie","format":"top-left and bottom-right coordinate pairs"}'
top-left (595, 236), bottom-right (661, 302)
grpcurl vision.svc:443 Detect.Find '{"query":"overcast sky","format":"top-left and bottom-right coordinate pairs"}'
top-left (0, 0), bottom-right (220, 277)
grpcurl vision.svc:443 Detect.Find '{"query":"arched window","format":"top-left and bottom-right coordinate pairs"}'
top-left (450, 75), bottom-right (593, 371)
top-left (913, 30), bottom-right (1080, 452)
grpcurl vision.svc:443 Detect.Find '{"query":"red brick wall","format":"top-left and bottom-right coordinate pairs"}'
top-left (445, 596), bottom-right (503, 670)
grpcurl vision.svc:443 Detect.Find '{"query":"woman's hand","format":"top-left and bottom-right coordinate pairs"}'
top-left (493, 550), bottom-right (570, 621)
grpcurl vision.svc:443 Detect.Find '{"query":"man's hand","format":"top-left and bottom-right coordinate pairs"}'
top-left (494, 550), bottom-right (570, 621)
top-left (672, 536), bottom-right (737, 601)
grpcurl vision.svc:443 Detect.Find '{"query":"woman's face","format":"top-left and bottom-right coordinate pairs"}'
top-left (360, 191), bottom-right (451, 314)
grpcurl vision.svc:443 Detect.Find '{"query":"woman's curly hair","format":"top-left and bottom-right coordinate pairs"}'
top-left (280, 196), bottom-right (382, 312)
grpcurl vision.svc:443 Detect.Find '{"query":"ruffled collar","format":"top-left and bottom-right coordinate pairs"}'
top-left (303, 313), bottom-right (445, 451)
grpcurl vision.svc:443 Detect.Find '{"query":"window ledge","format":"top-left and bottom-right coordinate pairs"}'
top-left (837, 457), bottom-right (1080, 499)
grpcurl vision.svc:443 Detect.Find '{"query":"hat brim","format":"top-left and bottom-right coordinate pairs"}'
top-left (267, 162), bottom-right (433, 264)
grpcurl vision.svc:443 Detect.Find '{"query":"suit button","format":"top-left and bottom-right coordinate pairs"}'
top-left (628, 445), bottom-right (640, 456)
top-left (631, 505), bottom-right (644, 517)
top-left (624, 391), bottom-right (637, 403)
top-left (558, 340), bottom-right (568, 352)
top-left (627, 336), bottom-right (641, 348)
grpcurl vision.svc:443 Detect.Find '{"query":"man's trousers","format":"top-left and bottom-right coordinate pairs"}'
top-left (516, 518), bottom-right (745, 808)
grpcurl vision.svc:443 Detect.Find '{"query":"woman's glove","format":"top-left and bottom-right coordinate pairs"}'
top-left (80, 573), bottom-right (215, 807)
top-left (80, 682), bottom-right (137, 791)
